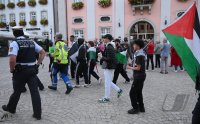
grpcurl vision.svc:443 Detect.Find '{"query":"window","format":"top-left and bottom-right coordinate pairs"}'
top-left (100, 16), bottom-right (111, 22)
top-left (42, 32), bottom-right (49, 38)
top-left (19, 13), bottom-right (25, 21)
top-left (73, 29), bottom-right (84, 39)
top-left (100, 27), bottom-right (111, 38)
top-left (73, 17), bottom-right (83, 24)
top-left (0, 0), bottom-right (5, 4)
top-left (41, 11), bottom-right (48, 19)
top-left (74, 0), bottom-right (81, 3)
top-left (177, 11), bottom-right (185, 18)
top-left (10, 14), bottom-right (15, 22)
top-left (0, 15), bottom-right (6, 22)
top-left (30, 12), bottom-right (36, 20)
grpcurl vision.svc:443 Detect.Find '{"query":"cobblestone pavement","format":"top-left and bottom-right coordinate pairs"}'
top-left (0, 57), bottom-right (198, 124)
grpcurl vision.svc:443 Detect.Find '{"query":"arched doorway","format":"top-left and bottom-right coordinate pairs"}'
top-left (130, 21), bottom-right (154, 40)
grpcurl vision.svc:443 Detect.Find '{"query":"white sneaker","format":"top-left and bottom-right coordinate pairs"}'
top-left (98, 78), bottom-right (102, 84)
top-left (74, 85), bottom-right (81, 88)
top-left (174, 70), bottom-right (178, 73)
top-left (84, 84), bottom-right (90, 88)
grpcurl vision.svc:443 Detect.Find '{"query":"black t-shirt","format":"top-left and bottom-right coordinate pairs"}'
top-left (134, 55), bottom-right (146, 79)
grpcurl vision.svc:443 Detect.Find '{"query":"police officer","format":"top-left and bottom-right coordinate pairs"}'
top-left (192, 93), bottom-right (200, 124)
top-left (48, 33), bottom-right (73, 94)
top-left (1, 26), bottom-right (45, 120)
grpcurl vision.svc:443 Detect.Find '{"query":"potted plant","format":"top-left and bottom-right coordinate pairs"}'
top-left (19, 20), bottom-right (26, 26)
top-left (128, 0), bottom-right (154, 5)
top-left (29, 19), bottom-right (37, 26)
top-left (28, 0), bottom-right (36, 7)
top-left (7, 2), bottom-right (15, 9)
top-left (72, 2), bottom-right (84, 10)
top-left (178, 0), bottom-right (187, 2)
top-left (98, 0), bottom-right (112, 8)
top-left (40, 19), bottom-right (48, 26)
top-left (17, 1), bottom-right (26, 8)
top-left (0, 22), bottom-right (6, 28)
top-left (39, 0), bottom-right (48, 5)
top-left (0, 3), bottom-right (5, 10)
top-left (9, 21), bottom-right (16, 27)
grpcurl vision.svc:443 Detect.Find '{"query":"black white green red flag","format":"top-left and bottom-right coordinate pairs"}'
top-left (163, 2), bottom-right (200, 82)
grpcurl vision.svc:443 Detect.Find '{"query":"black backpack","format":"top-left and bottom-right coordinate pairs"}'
top-left (195, 66), bottom-right (200, 91)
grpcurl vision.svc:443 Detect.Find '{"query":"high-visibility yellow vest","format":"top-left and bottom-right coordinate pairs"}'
top-left (53, 41), bottom-right (68, 64)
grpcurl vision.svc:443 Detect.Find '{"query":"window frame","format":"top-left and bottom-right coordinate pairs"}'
top-left (19, 13), bottom-right (26, 21)
top-left (99, 27), bottom-right (112, 38)
top-left (99, 15), bottom-right (112, 23)
top-left (73, 29), bottom-right (84, 39)
top-left (73, 17), bottom-right (84, 24)
top-left (0, 14), bottom-right (6, 23)
top-left (41, 11), bottom-right (48, 20)
top-left (9, 13), bottom-right (15, 22)
top-left (30, 11), bottom-right (37, 20)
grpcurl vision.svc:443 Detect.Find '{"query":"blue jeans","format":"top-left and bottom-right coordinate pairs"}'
top-left (52, 63), bottom-right (72, 88)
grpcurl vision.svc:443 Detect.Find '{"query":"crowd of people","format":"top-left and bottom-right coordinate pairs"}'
top-left (1, 26), bottom-right (199, 124)
top-left (144, 39), bottom-right (184, 73)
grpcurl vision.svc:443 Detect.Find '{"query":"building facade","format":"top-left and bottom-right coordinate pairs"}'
top-left (0, 0), bottom-right (54, 40)
top-left (66, 0), bottom-right (198, 41)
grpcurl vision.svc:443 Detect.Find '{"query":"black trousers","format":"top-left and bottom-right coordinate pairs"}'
top-left (129, 77), bottom-right (146, 109)
top-left (146, 54), bottom-right (154, 70)
top-left (49, 56), bottom-right (54, 71)
top-left (70, 60), bottom-right (76, 79)
top-left (113, 63), bottom-right (130, 84)
top-left (192, 95), bottom-right (200, 124)
top-left (7, 67), bottom-right (41, 117)
top-left (89, 60), bottom-right (99, 84)
top-left (75, 61), bottom-right (89, 85)
top-left (155, 54), bottom-right (161, 68)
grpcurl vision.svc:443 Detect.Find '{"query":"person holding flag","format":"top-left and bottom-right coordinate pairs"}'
top-left (162, 2), bottom-right (200, 123)
top-left (87, 41), bottom-right (102, 85)
top-left (113, 39), bottom-right (130, 84)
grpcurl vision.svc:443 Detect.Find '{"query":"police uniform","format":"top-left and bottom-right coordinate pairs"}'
top-left (48, 40), bottom-right (73, 94)
top-left (2, 27), bottom-right (43, 120)
top-left (192, 93), bottom-right (200, 124)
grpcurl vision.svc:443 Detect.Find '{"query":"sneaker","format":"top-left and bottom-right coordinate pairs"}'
top-left (84, 84), bottom-right (90, 88)
top-left (128, 108), bottom-right (139, 114)
top-left (65, 87), bottom-right (73, 94)
top-left (2, 105), bottom-right (15, 114)
top-left (117, 89), bottom-right (123, 98)
top-left (98, 98), bottom-right (110, 103)
top-left (174, 70), bottom-right (178, 73)
top-left (32, 114), bottom-right (41, 120)
top-left (0, 112), bottom-right (13, 122)
top-left (124, 80), bottom-right (130, 84)
top-left (98, 78), bottom-right (102, 84)
top-left (48, 86), bottom-right (57, 91)
top-left (165, 72), bottom-right (168, 74)
top-left (139, 107), bottom-right (145, 113)
top-left (74, 85), bottom-right (81, 88)
top-left (180, 69), bottom-right (184, 72)
top-left (160, 72), bottom-right (165, 74)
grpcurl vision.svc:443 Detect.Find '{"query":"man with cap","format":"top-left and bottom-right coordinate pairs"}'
top-left (48, 33), bottom-right (73, 94)
top-left (98, 34), bottom-right (123, 103)
top-left (1, 26), bottom-right (45, 120)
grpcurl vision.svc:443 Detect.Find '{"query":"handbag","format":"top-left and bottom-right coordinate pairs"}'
top-left (101, 61), bottom-right (107, 69)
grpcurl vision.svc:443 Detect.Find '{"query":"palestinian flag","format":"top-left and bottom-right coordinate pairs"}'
top-left (116, 50), bottom-right (127, 64)
top-left (88, 47), bottom-right (96, 60)
top-left (163, 2), bottom-right (200, 82)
